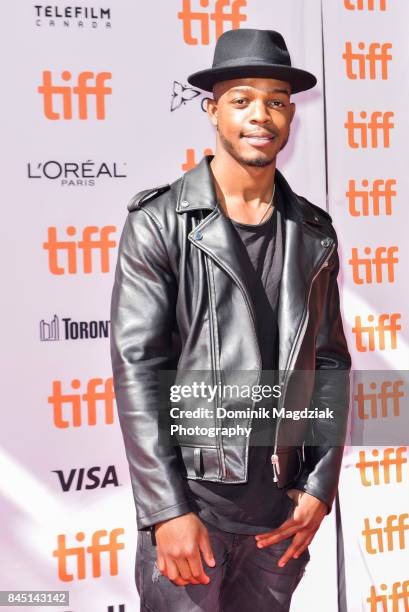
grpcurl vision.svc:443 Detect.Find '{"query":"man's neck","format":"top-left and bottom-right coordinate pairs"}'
top-left (209, 149), bottom-right (276, 210)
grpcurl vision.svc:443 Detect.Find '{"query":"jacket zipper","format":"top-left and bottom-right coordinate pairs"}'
top-left (236, 280), bottom-right (263, 480)
top-left (204, 256), bottom-right (227, 478)
top-left (210, 261), bottom-right (262, 480)
top-left (271, 242), bottom-right (335, 482)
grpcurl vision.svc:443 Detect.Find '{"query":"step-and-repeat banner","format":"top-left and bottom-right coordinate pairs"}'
top-left (322, 1), bottom-right (409, 611)
top-left (1, 1), bottom-right (407, 611)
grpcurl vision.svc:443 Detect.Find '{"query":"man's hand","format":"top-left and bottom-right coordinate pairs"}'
top-left (154, 512), bottom-right (216, 586)
top-left (254, 490), bottom-right (328, 567)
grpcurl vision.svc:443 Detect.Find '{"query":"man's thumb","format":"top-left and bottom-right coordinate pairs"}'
top-left (199, 532), bottom-right (216, 567)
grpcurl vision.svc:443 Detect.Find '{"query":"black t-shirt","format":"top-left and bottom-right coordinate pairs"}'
top-left (186, 183), bottom-right (292, 534)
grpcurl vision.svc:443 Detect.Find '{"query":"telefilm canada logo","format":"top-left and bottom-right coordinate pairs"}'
top-left (27, 159), bottom-right (127, 187)
top-left (33, 4), bottom-right (112, 29)
top-left (39, 314), bottom-right (110, 341)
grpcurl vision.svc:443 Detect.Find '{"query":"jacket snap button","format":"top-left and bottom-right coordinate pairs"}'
top-left (194, 230), bottom-right (203, 240)
top-left (181, 200), bottom-right (190, 207)
top-left (321, 238), bottom-right (332, 247)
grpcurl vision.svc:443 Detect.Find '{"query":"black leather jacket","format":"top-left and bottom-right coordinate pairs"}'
top-left (110, 155), bottom-right (351, 531)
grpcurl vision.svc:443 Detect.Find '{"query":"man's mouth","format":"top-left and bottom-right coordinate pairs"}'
top-left (242, 133), bottom-right (277, 148)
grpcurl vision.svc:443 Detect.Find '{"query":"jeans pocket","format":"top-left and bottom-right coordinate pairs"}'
top-left (136, 530), bottom-right (162, 611)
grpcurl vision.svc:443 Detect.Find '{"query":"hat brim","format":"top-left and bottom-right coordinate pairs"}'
top-left (187, 64), bottom-right (317, 95)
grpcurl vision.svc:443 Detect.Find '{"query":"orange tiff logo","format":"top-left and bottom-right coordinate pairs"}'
top-left (344, 111), bottom-right (394, 148)
top-left (343, 42), bottom-right (392, 80)
top-left (48, 378), bottom-right (115, 428)
top-left (356, 448), bottom-right (407, 486)
top-left (52, 528), bottom-right (125, 581)
top-left (354, 380), bottom-right (405, 419)
top-left (362, 514), bottom-right (409, 554)
top-left (37, 70), bottom-right (112, 120)
top-left (182, 147), bottom-right (214, 171)
top-left (344, 0), bottom-right (387, 10)
top-left (178, 0), bottom-right (247, 45)
top-left (367, 581), bottom-right (409, 611)
top-left (42, 226), bottom-right (117, 274)
top-left (352, 314), bottom-right (401, 351)
top-left (346, 179), bottom-right (396, 216)
top-left (348, 246), bottom-right (399, 284)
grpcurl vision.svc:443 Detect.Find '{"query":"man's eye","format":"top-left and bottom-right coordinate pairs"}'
top-left (232, 99), bottom-right (285, 107)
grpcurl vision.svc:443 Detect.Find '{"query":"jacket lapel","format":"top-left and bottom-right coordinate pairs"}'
top-left (178, 155), bottom-right (259, 327)
top-left (277, 214), bottom-right (327, 371)
top-left (177, 155), bottom-right (331, 372)
top-left (275, 170), bottom-right (332, 371)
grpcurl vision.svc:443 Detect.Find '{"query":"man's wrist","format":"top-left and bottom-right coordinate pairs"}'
top-left (154, 510), bottom-right (196, 532)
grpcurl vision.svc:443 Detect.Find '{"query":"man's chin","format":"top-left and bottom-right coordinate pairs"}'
top-left (238, 154), bottom-right (275, 168)
top-left (233, 144), bottom-right (277, 167)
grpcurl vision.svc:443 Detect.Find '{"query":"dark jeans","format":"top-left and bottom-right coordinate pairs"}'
top-left (135, 512), bottom-right (310, 612)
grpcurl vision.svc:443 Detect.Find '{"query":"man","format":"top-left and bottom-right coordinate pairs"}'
top-left (110, 28), bottom-right (351, 611)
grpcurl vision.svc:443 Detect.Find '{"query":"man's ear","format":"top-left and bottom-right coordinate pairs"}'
top-left (206, 98), bottom-right (218, 128)
top-left (290, 102), bottom-right (296, 123)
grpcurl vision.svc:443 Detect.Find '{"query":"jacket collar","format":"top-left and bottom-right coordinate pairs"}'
top-left (176, 154), bottom-right (325, 229)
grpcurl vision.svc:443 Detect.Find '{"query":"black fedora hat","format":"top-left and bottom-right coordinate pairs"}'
top-left (187, 28), bottom-right (317, 95)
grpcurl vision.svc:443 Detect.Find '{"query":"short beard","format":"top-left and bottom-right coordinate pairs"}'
top-left (218, 128), bottom-right (289, 167)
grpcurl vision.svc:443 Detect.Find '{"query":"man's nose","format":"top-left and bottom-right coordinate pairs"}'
top-left (249, 100), bottom-right (270, 122)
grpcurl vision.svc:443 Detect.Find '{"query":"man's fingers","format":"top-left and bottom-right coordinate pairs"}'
top-left (256, 523), bottom-right (300, 547)
top-left (277, 543), bottom-right (301, 567)
top-left (199, 531), bottom-right (216, 568)
top-left (255, 531), bottom-right (273, 540)
top-left (255, 517), bottom-right (298, 541)
top-left (156, 553), bottom-right (165, 573)
top-left (187, 550), bottom-right (210, 584)
top-left (277, 533), bottom-right (309, 567)
top-left (291, 534), bottom-right (315, 559)
top-left (165, 558), bottom-right (190, 586)
top-left (154, 515), bottom-right (216, 586)
top-left (175, 557), bottom-right (200, 583)
top-left (160, 549), bottom-right (210, 586)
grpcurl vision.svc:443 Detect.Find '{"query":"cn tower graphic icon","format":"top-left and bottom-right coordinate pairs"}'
top-left (40, 314), bottom-right (59, 341)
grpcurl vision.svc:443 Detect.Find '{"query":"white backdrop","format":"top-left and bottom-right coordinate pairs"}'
top-left (1, 1), bottom-right (407, 611)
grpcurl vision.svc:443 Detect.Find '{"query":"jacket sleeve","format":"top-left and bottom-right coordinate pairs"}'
top-left (110, 208), bottom-right (195, 531)
top-left (292, 236), bottom-right (352, 515)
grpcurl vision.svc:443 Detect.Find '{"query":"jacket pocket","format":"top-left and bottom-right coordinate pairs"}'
top-left (179, 445), bottom-right (221, 480)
